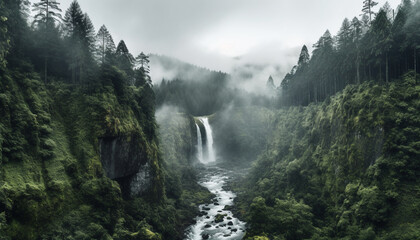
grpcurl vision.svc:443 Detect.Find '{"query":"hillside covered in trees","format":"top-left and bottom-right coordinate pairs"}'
top-left (279, 0), bottom-right (420, 106)
top-left (0, 0), bottom-right (209, 239)
top-left (229, 0), bottom-right (420, 239)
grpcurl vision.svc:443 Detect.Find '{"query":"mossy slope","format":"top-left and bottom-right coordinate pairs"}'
top-left (238, 75), bottom-right (420, 239)
top-left (0, 68), bottom-right (165, 239)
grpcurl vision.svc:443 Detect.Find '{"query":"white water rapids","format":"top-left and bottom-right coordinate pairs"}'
top-left (186, 117), bottom-right (246, 240)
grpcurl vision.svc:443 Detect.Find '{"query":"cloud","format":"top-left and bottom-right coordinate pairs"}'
top-left (155, 104), bottom-right (181, 124)
top-left (34, 0), bottom-right (401, 74)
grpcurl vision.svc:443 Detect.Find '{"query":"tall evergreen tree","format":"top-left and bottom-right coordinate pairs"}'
top-left (0, 2), bottom-right (9, 69)
top-left (338, 18), bottom-right (352, 49)
top-left (404, 0), bottom-right (420, 82)
top-left (381, 1), bottom-right (394, 21)
top-left (352, 17), bottom-right (363, 84)
top-left (362, 0), bottom-right (379, 23)
top-left (136, 52), bottom-right (151, 86)
top-left (32, 0), bottom-right (62, 83)
top-left (63, 1), bottom-right (95, 83)
top-left (371, 9), bottom-right (392, 83)
top-left (32, 0), bottom-right (62, 27)
top-left (298, 45), bottom-right (310, 67)
top-left (95, 25), bottom-right (115, 64)
top-left (116, 40), bottom-right (135, 84)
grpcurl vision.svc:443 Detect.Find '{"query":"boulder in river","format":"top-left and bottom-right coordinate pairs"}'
top-left (202, 234), bottom-right (210, 239)
top-left (223, 205), bottom-right (233, 211)
top-left (204, 224), bottom-right (212, 228)
top-left (227, 221), bottom-right (233, 226)
top-left (215, 214), bottom-right (227, 223)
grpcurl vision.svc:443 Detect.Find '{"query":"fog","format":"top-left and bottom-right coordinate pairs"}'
top-left (29, 0), bottom-right (401, 79)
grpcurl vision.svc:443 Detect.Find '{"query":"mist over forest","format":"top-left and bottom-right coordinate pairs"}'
top-left (0, 0), bottom-right (419, 240)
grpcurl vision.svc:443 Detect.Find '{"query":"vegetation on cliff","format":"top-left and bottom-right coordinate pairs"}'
top-left (236, 75), bottom-right (420, 239)
top-left (0, 1), bottom-right (193, 239)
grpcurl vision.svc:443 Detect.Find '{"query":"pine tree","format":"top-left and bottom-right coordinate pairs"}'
top-left (116, 40), bottom-right (135, 66)
top-left (32, 0), bottom-right (62, 83)
top-left (32, 0), bottom-right (62, 27)
top-left (95, 25), bottom-right (115, 64)
top-left (404, 0), bottom-right (420, 82)
top-left (63, 1), bottom-right (95, 83)
top-left (381, 1), bottom-right (393, 21)
top-left (136, 52), bottom-right (151, 86)
top-left (362, 0), bottom-right (379, 23)
top-left (337, 18), bottom-right (352, 50)
top-left (116, 40), bottom-right (135, 84)
top-left (0, 2), bottom-right (9, 69)
top-left (352, 17), bottom-right (363, 84)
top-left (370, 9), bottom-right (392, 83)
top-left (298, 45), bottom-right (310, 67)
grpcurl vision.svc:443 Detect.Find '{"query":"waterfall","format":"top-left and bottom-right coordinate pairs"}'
top-left (195, 123), bottom-right (203, 162)
top-left (196, 117), bottom-right (216, 164)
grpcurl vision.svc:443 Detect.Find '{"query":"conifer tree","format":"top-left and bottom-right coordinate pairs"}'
top-left (362, 0), bottom-right (379, 23)
top-left (32, 0), bottom-right (62, 83)
top-left (352, 17), bottom-right (363, 84)
top-left (116, 40), bottom-right (135, 84)
top-left (337, 18), bottom-right (352, 50)
top-left (371, 9), bottom-right (392, 83)
top-left (32, 0), bottom-right (62, 27)
top-left (63, 1), bottom-right (95, 83)
top-left (136, 52), bottom-right (151, 86)
top-left (298, 45), bottom-right (310, 67)
top-left (95, 25), bottom-right (115, 64)
top-left (404, 0), bottom-right (420, 82)
top-left (0, 2), bottom-right (9, 69)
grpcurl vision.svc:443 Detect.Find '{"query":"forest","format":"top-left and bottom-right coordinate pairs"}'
top-left (279, 0), bottom-right (420, 106)
top-left (0, 0), bottom-right (419, 240)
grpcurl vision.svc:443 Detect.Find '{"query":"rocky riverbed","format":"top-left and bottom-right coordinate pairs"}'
top-left (185, 167), bottom-right (246, 240)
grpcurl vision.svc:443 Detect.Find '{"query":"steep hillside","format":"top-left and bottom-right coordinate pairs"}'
top-left (0, 67), bottom-right (174, 239)
top-left (236, 74), bottom-right (420, 239)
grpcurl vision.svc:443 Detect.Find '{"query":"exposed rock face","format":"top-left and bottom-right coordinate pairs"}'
top-left (129, 163), bottom-right (151, 196)
top-left (99, 135), bottom-right (151, 197)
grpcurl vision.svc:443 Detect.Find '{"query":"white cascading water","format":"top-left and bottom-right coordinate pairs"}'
top-left (196, 117), bottom-right (216, 164)
top-left (186, 117), bottom-right (246, 240)
top-left (196, 123), bottom-right (203, 162)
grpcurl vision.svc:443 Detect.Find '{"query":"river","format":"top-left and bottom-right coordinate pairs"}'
top-left (185, 117), bottom-right (246, 240)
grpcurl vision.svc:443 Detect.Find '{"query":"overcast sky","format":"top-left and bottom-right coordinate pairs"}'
top-left (30, 0), bottom-right (402, 82)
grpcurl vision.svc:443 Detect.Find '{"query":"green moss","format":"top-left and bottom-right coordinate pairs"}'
top-left (0, 65), bottom-right (168, 238)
